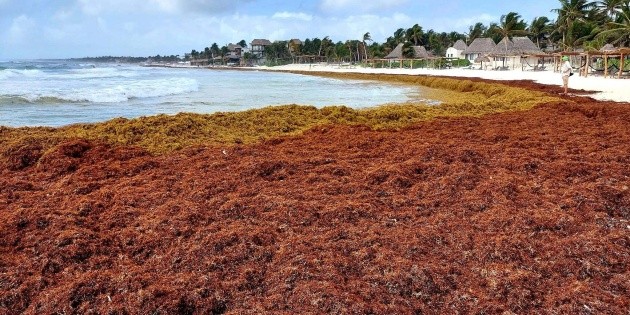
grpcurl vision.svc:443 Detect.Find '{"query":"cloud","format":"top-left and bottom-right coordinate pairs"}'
top-left (428, 13), bottom-right (497, 33)
top-left (177, 0), bottom-right (257, 13)
top-left (319, 0), bottom-right (410, 14)
top-left (7, 15), bottom-right (36, 43)
top-left (77, 0), bottom-right (257, 15)
top-left (272, 11), bottom-right (313, 21)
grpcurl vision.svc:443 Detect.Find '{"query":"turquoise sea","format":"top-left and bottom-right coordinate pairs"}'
top-left (0, 60), bottom-right (426, 127)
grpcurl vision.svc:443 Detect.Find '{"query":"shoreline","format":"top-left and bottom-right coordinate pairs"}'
top-left (149, 62), bottom-right (628, 103)
top-left (258, 63), bottom-right (629, 103)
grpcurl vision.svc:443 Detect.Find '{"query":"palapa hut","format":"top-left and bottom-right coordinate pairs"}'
top-left (490, 36), bottom-right (543, 70)
top-left (463, 38), bottom-right (496, 64)
top-left (446, 39), bottom-right (468, 59)
top-left (582, 44), bottom-right (630, 78)
top-left (384, 43), bottom-right (405, 59)
top-left (381, 43), bottom-right (434, 68)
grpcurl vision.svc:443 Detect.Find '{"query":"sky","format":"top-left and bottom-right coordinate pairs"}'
top-left (0, 0), bottom-right (561, 60)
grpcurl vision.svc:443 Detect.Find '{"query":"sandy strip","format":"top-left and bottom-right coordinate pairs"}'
top-left (259, 64), bottom-right (629, 103)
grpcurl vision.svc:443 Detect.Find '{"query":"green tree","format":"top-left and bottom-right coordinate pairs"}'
top-left (406, 24), bottom-right (424, 45)
top-left (492, 12), bottom-right (529, 38)
top-left (220, 46), bottom-right (228, 65)
top-left (319, 36), bottom-right (333, 57)
top-left (596, 0), bottom-right (624, 20)
top-left (362, 32), bottom-right (372, 61)
top-left (552, 0), bottom-right (597, 50)
top-left (596, 1), bottom-right (630, 46)
top-left (237, 39), bottom-right (248, 48)
top-left (393, 28), bottom-right (407, 45)
top-left (529, 16), bottom-right (552, 48)
top-left (211, 43), bottom-right (219, 60)
top-left (466, 22), bottom-right (488, 44)
top-left (402, 42), bottom-right (415, 58)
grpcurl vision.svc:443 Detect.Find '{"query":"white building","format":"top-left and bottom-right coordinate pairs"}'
top-left (445, 40), bottom-right (468, 59)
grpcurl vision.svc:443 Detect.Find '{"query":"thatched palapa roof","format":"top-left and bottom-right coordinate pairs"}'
top-left (385, 43), bottom-right (432, 59)
top-left (227, 43), bottom-right (243, 51)
top-left (512, 37), bottom-right (543, 55)
top-left (452, 39), bottom-right (468, 51)
top-left (251, 39), bottom-right (272, 46)
top-left (413, 46), bottom-right (431, 59)
top-left (491, 37), bottom-right (542, 56)
top-left (385, 43), bottom-right (404, 59)
top-left (463, 38), bottom-right (496, 54)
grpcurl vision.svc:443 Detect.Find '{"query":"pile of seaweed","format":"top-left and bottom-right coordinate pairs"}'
top-left (1, 75), bottom-right (628, 314)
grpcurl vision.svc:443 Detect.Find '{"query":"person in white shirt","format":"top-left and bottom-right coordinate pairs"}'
top-left (561, 56), bottom-right (572, 95)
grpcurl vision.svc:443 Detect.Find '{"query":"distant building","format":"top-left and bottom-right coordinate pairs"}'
top-left (385, 43), bottom-right (432, 59)
top-left (491, 36), bottom-right (543, 70)
top-left (250, 39), bottom-right (272, 59)
top-left (227, 44), bottom-right (243, 57)
top-left (288, 39), bottom-right (303, 55)
top-left (446, 40), bottom-right (468, 59)
top-left (463, 38), bottom-right (496, 62)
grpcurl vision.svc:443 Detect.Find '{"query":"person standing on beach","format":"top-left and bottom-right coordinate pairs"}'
top-left (561, 56), bottom-right (572, 95)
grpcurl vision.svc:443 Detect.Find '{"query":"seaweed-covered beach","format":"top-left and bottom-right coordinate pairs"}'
top-left (1, 73), bottom-right (629, 314)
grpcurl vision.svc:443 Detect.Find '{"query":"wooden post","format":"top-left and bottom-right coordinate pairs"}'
top-left (620, 53), bottom-right (625, 79)
top-left (604, 54), bottom-right (609, 78)
top-left (585, 53), bottom-right (589, 77)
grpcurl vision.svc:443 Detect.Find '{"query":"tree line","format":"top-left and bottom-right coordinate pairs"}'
top-left (187, 0), bottom-right (629, 64)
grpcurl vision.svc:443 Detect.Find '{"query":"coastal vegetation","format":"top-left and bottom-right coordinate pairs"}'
top-left (186, 0), bottom-right (629, 65)
top-left (72, 55), bottom-right (182, 63)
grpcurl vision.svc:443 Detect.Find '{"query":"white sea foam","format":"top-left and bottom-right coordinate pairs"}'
top-left (1, 60), bottom-right (419, 127)
top-left (11, 77), bottom-right (199, 103)
top-left (55, 67), bottom-right (140, 79)
top-left (0, 69), bottom-right (44, 80)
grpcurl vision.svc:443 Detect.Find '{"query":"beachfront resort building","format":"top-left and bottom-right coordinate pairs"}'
top-left (251, 39), bottom-right (272, 60)
top-left (385, 43), bottom-right (432, 59)
top-left (446, 40), bottom-right (468, 59)
top-left (490, 37), bottom-right (543, 70)
top-left (463, 38), bottom-right (496, 64)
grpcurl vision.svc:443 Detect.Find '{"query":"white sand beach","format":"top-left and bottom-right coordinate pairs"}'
top-left (261, 64), bottom-right (629, 103)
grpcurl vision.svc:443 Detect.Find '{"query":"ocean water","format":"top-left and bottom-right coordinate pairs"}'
top-left (0, 60), bottom-right (426, 127)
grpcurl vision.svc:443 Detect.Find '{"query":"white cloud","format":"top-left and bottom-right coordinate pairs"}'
top-left (53, 9), bottom-right (74, 21)
top-left (7, 15), bottom-right (36, 43)
top-left (77, 0), bottom-right (256, 15)
top-left (272, 11), bottom-right (313, 21)
top-left (320, 0), bottom-right (410, 14)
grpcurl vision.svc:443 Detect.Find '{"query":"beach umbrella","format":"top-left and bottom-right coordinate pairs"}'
top-left (474, 56), bottom-right (491, 63)
top-left (475, 55), bottom-right (491, 69)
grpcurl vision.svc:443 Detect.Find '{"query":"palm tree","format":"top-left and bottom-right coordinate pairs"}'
top-left (529, 16), bottom-right (552, 48)
top-left (596, 0), bottom-right (623, 20)
top-left (552, 0), bottom-right (597, 50)
top-left (393, 28), bottom-right (407, 45)
top-left (402, 42), bottom-right (415, 58)
top-left (596, 1), bottom-right (630, 46)
top-left (362, 32), bottom-right (372, 61)
top-left (211, 43), bottom-right (219, 58)
top-left (220, 46), bottom-right (228, 65)
top-left (491, 12), bottom-right (529, 53)
top-left (466, 22), bottom-right (487, 44)
top-left (319, 36), bottom-right (332, 56)
top-left (406, 24), bottom-right (424, 45)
